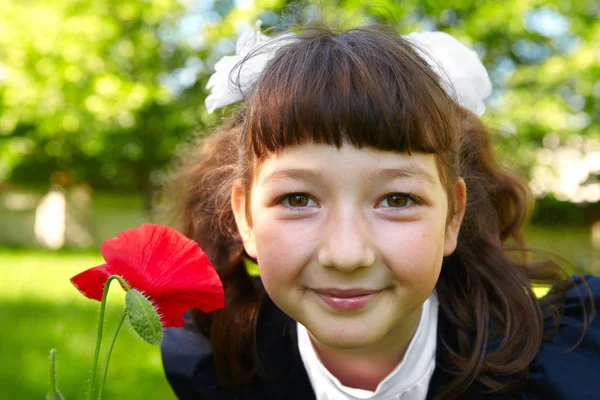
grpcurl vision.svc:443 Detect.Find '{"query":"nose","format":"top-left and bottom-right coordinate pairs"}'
top-left (317, 206), bottom-right (376, 273)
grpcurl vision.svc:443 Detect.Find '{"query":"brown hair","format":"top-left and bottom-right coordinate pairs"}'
top-left (165, 23), bottom-right (590, 398)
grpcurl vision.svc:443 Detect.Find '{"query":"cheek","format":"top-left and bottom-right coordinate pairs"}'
top-left (380, 219), bottom-right (446, 282)
top-left (251, 216), bottom-right (315, 287)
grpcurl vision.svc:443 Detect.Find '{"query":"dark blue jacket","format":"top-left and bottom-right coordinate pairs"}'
top-left (161, 276), bottom-right (600, 399)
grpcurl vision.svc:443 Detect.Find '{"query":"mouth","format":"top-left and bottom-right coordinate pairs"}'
top-left (312, 288), bottom-right (382, 312)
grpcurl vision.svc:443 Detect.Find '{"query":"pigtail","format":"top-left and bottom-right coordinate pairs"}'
top-left (435, 109), bottom-right (569, 398)
top-left (163, 118), bottom-right (265, 387)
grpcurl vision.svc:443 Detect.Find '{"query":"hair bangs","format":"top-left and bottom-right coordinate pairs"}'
top-left (243, 26), bottom-right (459, 162)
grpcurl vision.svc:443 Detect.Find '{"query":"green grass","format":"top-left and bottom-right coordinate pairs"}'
top-left (524, 224), bottom-right (593, 273)
top-left (0, 248), bottom-right (177, 400)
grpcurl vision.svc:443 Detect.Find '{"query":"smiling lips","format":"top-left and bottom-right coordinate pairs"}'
top-left (313, 288), bottom-right (381, 312)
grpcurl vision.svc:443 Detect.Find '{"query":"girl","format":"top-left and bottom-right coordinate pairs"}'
top-left (160, 22), bottom-right (600, 399)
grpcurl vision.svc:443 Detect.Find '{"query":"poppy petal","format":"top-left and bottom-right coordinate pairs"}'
top-left (155, 299), bottom-right (196, 328)
top-left (157, 287), bottom-right (225, 317)
top-left (97, 225), bottom-right (155, 292)
top-left (70, 264), bottom-right (115, 301)
top-left (99, 224), bottom-right (222, 298)
top-left (75, 224), bottom-right (224, 328)
top-left (153, 287), bottom-right (225, 327)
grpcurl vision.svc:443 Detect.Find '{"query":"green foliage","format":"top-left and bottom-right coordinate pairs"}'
top-left (1, 0), bottom-right (598, 202)
top-left (0, 0), bottom-right (208, 193)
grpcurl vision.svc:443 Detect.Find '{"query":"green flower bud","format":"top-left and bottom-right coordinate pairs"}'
top-left (125, 289), bottom-right (163, 345)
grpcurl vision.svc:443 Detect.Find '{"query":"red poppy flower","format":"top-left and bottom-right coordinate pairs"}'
top-left (71, 224), bottom-right (224, 328)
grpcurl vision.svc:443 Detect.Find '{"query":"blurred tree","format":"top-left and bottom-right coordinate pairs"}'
top-left (1, 0), bottom-right (598, 208)
top-left (0, 0), bottom-right (212, 210)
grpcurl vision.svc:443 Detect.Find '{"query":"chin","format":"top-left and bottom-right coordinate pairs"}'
top-left (306, 322), bottom-right (386, 350)
top-left (320, 336), bottom-right (380, 350)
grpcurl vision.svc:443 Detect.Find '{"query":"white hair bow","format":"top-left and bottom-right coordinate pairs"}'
top-left (205, 22), bottom-right (297, 113)
top-left (205, 25), bottom-right (492, 116)
top-left (405, 31), bottom-right (492, 116)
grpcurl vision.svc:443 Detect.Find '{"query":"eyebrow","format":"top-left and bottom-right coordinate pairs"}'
top-left (260, 168), bottom-right (325, 186)
top-left (373, 167), bottom-right (437, 186)
top-left (261, 166), bottom-right (437, 186)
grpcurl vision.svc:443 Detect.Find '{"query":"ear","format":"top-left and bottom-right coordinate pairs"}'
top-left (444, 178), bottom-right (467, 256)
top-left (231, 183), bottom-right (257, 259)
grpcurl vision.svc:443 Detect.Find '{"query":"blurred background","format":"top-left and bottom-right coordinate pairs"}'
top-left (1, 0), bottom-right (599, 398)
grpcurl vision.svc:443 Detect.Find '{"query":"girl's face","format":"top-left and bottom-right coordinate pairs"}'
top-left (232, 143), bottom-right (465, 351)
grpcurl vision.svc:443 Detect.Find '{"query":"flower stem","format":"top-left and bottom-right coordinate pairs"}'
top-left (97, 311), bottom-right (126, 400)
top-left (48, 349), bottom-right (57, 397)
top-left (87, 275), bottom-right (131, 400)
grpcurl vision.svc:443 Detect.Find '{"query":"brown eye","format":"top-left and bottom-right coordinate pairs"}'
top-left (387, 195), bottom-right (408, 207)
top-left (378, 194), bottom-right (414, 208)
top-left (284, 194), bottom-right (315, 208)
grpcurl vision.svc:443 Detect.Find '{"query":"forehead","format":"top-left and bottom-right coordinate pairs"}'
top-left (254, 143), bottom-right (442, 187)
